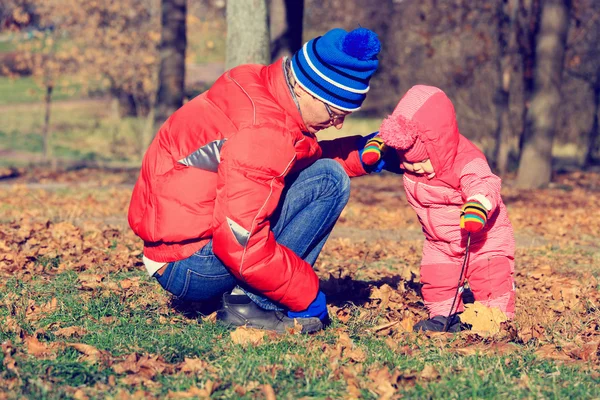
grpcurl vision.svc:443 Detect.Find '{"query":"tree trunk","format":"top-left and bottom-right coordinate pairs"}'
top-left (515, 0), bottom-right (540, 161)
top-left (112, 88), bottom-right (137, 117)
top-left (269, 0), bottom-right (304, 61)
top-left (154, 0), bottom-right (187, 130)
top-left (516, 0), bottom-right (571, 188)
top-left (584, 66), bottom-right (600, 167)
top-left (226, 0), bottom-right (271, 69)
top-left (42, 84), bottom-right (53, 162)
top-left (493, 0), bottom-right (518, 174)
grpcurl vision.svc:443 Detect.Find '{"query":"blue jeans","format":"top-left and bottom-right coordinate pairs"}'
top-left (155, 159), bottom-right (351, 309)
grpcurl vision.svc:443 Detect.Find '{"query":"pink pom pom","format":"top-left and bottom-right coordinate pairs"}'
top-left (378, 115), bottom-right (421, 150)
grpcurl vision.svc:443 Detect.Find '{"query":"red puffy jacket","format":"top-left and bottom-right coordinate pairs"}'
top-left (128, 59), bottom-right (366, 310)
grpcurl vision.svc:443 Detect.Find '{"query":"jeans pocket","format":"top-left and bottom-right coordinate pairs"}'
top-left (177, 268), bottom-right (236, 302)
top-left (155, 262), bottom-right (187, 298)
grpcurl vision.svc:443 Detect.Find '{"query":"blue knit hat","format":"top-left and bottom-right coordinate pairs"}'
top-left (291, 27), bottom-right (381, 112)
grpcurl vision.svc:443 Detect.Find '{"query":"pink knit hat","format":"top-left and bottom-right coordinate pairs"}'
top-left (379, 85), bottom-right (443, 162)
top-left (401, 138), bottom-right (428, 163)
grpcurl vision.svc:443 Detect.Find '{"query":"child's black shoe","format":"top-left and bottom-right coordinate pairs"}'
top-left (413, 314), bottom-right (470, 333)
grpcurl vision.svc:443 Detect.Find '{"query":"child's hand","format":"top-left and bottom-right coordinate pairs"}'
top-left (460, 201), bottom-right (488, 232)
top-left (360, 136), bottom-right (386, 166)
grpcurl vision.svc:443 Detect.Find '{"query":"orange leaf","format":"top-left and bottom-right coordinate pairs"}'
top-left (230, 327), bottom-right (265, 347)
top-left (178, 357), bottom-right (208, 374)
top-left (24, 335), bottom-right (57, 358)
top-left (54, 326), bottom-right (88, 338)
top-left (67, 343), bottom-right (104, 364)
top-left (460, 302), bottom-right (508, 336)
top-left (419, 364), bottom-right (440, 381)
top-left (261, 384), bottom-right (276, 400)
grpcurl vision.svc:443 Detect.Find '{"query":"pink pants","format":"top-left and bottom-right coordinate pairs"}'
top-left (420, 256), bottom-right (515, 318)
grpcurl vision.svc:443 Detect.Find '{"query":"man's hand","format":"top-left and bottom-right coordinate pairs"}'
top-left (287, 291), bottom-right (328, 321)
top-left (358, 132), bottom-right (386, 173)
top-left (460, 201), bottom-right (488, 232)
top-left (361, 136), bottom-right (386, 166)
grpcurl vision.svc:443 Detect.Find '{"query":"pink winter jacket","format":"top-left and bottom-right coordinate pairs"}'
top-left (397, 89), bottom-right (515, 266)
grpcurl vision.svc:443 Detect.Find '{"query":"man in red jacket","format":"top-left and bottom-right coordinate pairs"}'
top-left (128, 27), bottom-right (384, 333)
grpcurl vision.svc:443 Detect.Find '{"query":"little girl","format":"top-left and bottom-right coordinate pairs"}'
top-left (363, 85), bottom-right (515, 332)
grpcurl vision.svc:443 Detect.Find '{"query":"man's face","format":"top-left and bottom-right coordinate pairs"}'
top-left (296, 84), bottom-right (350, 134)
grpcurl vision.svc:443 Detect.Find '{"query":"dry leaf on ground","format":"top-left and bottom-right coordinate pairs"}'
top-left (461, 302), bottom-right (508, 336)
top-left (230, 327), bottom-right (266, 347)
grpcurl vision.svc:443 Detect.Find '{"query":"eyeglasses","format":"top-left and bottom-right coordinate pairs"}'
top-left (323, 102), bottom-right (347, 125)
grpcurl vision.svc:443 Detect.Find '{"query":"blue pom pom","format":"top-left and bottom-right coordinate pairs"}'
top-left (341, 28), bottom-right (381, 61)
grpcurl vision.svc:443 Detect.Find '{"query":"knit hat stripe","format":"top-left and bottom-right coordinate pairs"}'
top-left (302, 43), bottom-right (370, 94)
top-left (290, 27), bottom-right (380, 111)
top-left (292, 53), bottom-right (365, 111)
top-left (309, 37), bottom-right (370, 85)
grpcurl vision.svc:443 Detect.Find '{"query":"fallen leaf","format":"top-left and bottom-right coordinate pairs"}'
top-left (398, 317), bottom-right (416, 333)
top-left (54, 326), bottom-right (88, 338)
top-left (367, 366), bottom-right (397, 399)
top-left (230, 327), bottom-right (265, 347)
top-left (67, 343), bottom-right (105, 364)
top-left (201, 312), bottom-right (217, 323)
top-left (370, 284), bottom-right (393, 309)
top-left (419, 364), bottom-right (440, 381)
top-left (1, 341), bottom-right (19, 375)
top-left (72, 389), bottom-right (89, 400)
top-left (24, 335), bottom-right (57, 358)
top-left (233, 381), bottom-right (261, 396)
top-left (534, 344), bottom-right (573, 362)
top-left (262, 384), bottom-right (276, 400)
top-left (335, 308), bottom-right (352, 323)
top-left (564, 341), bottom-right (599, 362)
top-left (112, 353), bottom-right (174, 378)
top-left (178, 357), bottom-right (208, 374)
top-left (460, 302), bottom-right (508, 336)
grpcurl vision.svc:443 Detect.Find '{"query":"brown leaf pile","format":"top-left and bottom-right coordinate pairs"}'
top-left (0, 169), bottom-right (599, 397)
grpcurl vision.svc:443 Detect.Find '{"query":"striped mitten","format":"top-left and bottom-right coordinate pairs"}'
top-left (360, 136), bottom-right (386, 166)
top-left (460, 201), bottom-right (488, 232)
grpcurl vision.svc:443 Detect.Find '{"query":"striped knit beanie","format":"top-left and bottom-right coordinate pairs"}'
top-left (379, 85), bottom-right (443, 162)
top-left (291, 27), bottom-right (381, 112)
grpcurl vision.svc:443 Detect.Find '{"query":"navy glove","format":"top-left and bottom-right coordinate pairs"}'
top-left (287, 291), bottom-right (328, 321)
top-left (358, 132), bottom-right (386, 173)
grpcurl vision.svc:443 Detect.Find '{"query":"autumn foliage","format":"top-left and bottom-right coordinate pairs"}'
top-left (0, 168), bottom-right (599, 397)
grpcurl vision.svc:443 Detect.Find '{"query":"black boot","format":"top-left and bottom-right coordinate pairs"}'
top-left (413, 314), bottom-right (469, 333)
top-left (216, 293), bottom-right (324, 333)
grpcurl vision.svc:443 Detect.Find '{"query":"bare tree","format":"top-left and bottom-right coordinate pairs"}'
top-left (154, 0), bottom-right (187, 130)
top-left (493, 0), bottom-right (519, 174)
top-left (269, 0), bottom-right (304, 61)
top-left (226, 0), bottom-right (271, 69)
top-left (565, 0), bottom-right (600, 167)
top-left (585, 65), bottom-right (600, 167)
top-left (516, 0), bottom-right (571, 188)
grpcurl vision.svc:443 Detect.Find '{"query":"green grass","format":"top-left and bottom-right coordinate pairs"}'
top-left (0, 96), bottom-right (385, 167)
top-left (0, 40), bottom-right (16, 53)
top-left (1, 267), bottom-right (599, 399)
top-left (0, 76), bottom-right (81, 105)
top-left (0, 99), bottom-right (145, 165)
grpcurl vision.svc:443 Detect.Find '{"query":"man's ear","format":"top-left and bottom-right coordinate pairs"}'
top-left (293, 83), bottom-right (306, 99)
